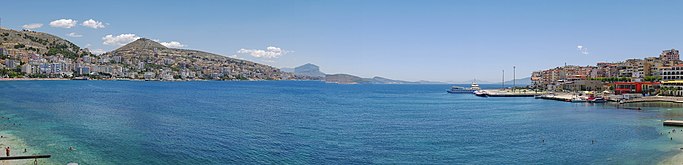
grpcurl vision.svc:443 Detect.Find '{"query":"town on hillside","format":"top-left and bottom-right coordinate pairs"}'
top-left (0, 29), bottom-right (301, 81)
top-left (531, 49), bottom-right (683, 101)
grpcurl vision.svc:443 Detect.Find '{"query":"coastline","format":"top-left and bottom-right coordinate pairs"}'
top-left (0, 130), bottom-right (52, 165)
top-left (0, 78), bottom-right (69, 81)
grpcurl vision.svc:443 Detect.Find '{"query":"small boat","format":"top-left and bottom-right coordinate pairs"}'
top-left (587, 97), bottom-right (606, 103)
top-left (447, 82), bottom-right (481, 94)
top-left (71, 77), bottom-right (89, 80)
top-left (571, 97), bottom-right (587, 103)
top-left (474, 90), bottom-right (488, 97)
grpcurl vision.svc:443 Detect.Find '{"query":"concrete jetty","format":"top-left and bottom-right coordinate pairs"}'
top-left (479, 89), bottom-right (544, 97)
top-left (622, 96), bottom-right (683, 103)
top-left (535, 93), bottom-right (575, 102)
top-left (664, 120), bottom-right (683, 127)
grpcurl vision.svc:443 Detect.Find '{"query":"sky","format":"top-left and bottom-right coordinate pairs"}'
top-left (2, 0), bottom-right (683, 82)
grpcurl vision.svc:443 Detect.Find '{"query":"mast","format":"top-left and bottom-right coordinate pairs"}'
top-left (513, 66), bottom-right (516, 92)
top-left (502, 70), bottom-right (505, 89)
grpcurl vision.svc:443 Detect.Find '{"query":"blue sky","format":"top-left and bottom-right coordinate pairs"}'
top-left (2, 0), bottom-right (683, 82)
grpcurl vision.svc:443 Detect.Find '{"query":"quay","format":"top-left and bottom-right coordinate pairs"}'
top-left (0, 155), bottom-right (51, 160)
top-left (621, 96), bottom-right (683, 103)
top-left (664, 120), bottom-right (683, 127)
top-left (477, 89), bottom-right (543, 97)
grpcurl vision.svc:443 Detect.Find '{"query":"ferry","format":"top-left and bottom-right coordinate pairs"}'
top-left (447, 82), bottom-right (481, 94)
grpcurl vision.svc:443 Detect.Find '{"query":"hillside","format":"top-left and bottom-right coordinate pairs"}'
top-left (325, 74), bottom-right (368, 84)
top-left (499, 77), bottom-right (532, 85)
top-left (324, 74), bottom-right (425, 84)
top-left (100, 38), bottom-right (292, 80)
top-left (0, 28), bottom-right (90, 59)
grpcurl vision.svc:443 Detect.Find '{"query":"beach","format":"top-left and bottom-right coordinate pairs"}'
top-left (0, 131), bottom-right (52, 165)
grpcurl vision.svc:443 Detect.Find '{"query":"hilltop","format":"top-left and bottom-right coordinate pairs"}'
top-left (284, 63), bottom-right (430, 84)
top-left (0, 28), bottom-right (90, 59)
top-left (98, 38), bottom-right (292, 80)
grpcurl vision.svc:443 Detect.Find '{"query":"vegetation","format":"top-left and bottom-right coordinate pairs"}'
top-left (13, 43), bottom-right (25, 49)
top-left (45, 44), bottom-right (79, 59)
top-left (0, 68), bottom-right (22, 78)
top-left (22, 34), bottom-right (49, 45)
top-left (643, 76), bottom-right (662, 82)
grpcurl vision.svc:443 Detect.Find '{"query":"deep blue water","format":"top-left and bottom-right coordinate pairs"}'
top-left (0, 81), bottom-right (681, 164)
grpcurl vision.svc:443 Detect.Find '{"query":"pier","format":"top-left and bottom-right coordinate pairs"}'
top-left (0, 155), bottom-right (51, 160)
top-left (621, 96), bottom-right (683, 103)
top-left (664, 120), bottom-right (683, 127)
top-left (534, 94), bottom-right (574, 101)
top-left (478, 89), bottom-right (544, 97)
top-left (0, 154), bottom-right (51, 165)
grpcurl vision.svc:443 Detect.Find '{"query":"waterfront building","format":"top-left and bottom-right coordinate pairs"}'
top-left (659, 64), bottom-right (683, 96)
top-left (661, 65), bottom-right (683, 81)
top-left (562, 80), bottom-right (606, 92)
top-left (612, 82), bottom-right (660, 95)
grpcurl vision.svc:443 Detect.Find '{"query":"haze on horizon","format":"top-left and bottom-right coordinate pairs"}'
top-left (2, 0), bottom-right (683, 82)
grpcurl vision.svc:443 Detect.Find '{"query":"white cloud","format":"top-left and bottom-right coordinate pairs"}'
top-left (577, 45), bottom-right (589, 55)
top-left (49, 19), bottom-right (77, 28)
top-left (22, 23), bottom-right (43, 29)
top-left (81, 19), bottom-right (105, 29)
top-left (67, 32), bottom-right (83, 38)
top-left (102, 34), bottom-right (141, 46)
top-left (90, 48), bottom-right (107, 55)
top-left (237, 46), bottom-right (289, 59)
top-left (160, 41), bottom-right (185, 48)
top-left (228, 54), bottom-right (245, 60)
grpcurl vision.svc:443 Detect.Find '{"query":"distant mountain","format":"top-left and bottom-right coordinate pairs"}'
top-left (369, 76), bottom-right (414, 84)
top-left (449, 79), bottom-right (493, 84)
top-left (415, 80), bottom-right (447, 84)
top-left (324, 74), bottom-right (433, 84)
top-left (287, 63), bottom-right (445, 84)
top-left (325, 74), bottom-right (367, 84)
top-left (500, 77), bottom-right (532, 85)
top-left (294, 63), bottom-right (325, 77)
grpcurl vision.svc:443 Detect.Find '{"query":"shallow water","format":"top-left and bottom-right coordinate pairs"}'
top-left (0, 81), bottom-right (680, 164)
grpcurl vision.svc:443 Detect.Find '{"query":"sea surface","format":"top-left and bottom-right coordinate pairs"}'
top-left (0, 81), bottom-right (682, 164)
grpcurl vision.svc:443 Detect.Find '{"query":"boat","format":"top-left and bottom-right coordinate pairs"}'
top-left (71, 77), bottom-right (89, 80)
top-left (587, 96), bottom-right (607, 103)
top-left (474, 90), bottom-right (488, 97)
top-left (447, 82), bottom-right (481, 94)
top-left (589, 98), bottom-right (606, 103)
top-left (570, 96), bottom-right (587, 103)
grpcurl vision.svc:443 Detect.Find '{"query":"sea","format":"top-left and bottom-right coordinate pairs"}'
top-left (0, 80), bottom-right (681, 164)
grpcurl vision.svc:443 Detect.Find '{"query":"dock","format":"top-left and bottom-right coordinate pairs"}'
top-left (0, 155), bottom-right (51, 160)
top-left (478, 89), bottom-right (543, 97)
top-left (535, 94), bottom-right (574, 101)
top-left (664, 120), bottom-right (683, 127)
top-left (621, 96), bottom-right (683, 103)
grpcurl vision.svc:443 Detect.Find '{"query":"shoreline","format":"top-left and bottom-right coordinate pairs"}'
top-left (0, 130), bottom-right (53, 165)
top-left (0, 78), bottom-right (70, 81)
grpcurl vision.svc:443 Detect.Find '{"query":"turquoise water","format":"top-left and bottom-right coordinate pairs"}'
top-left (0, 81), bottom-right (681, 164)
